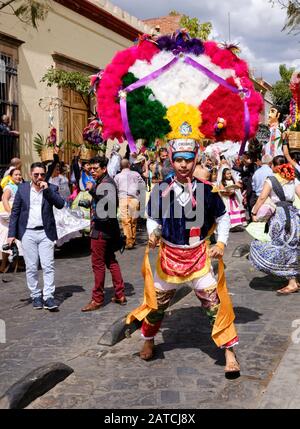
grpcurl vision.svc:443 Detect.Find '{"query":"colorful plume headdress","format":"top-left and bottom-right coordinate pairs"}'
top-left (94, 30), bottom-right (263, 154)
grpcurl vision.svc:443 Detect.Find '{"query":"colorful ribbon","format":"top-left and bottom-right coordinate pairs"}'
top-left (119, 53), bottom-right (251, 154)
top-left (229, 194), bottom-right (239, 213)
top-left (183, 56), bottom-right (250, 156)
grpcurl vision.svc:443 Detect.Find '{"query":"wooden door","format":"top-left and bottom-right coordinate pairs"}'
top-left (60, 87), bottom-right (89, 165)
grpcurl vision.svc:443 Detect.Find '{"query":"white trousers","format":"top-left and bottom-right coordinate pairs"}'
top-left (21, 229), bottom-right (55, 300)
top-left (154, 266), bottom-right (217, 292)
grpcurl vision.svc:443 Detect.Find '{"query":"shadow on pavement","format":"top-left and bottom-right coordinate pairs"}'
top-left (54, 237), bottom-right (91, 259)
top-left (100, 282), bottom-right (135, 307)
top-left (234, 306), bottom-right (262, 324)
top-left (148, 305), bottom-right (261, 366)
top-left (249, 274), bottom-right (285, 291)
top-left (54, 285), bottom-right (85, 305)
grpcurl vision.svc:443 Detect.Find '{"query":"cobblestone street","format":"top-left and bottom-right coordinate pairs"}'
top-left (0, 229), bottom-right (299, 408)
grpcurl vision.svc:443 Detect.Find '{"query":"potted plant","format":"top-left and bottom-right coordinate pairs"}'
top-left (33, 132), bottom-right (55, 163)
top-left (81, 119), bottom-right (106, 160)
top-left (33, 128), bottom-right (66, 163)
top-left (288, 121), bottom-right (300, 149)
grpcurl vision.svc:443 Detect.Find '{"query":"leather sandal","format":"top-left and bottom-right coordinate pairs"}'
top-left (81, 299), bottom-right (103, 312)
top-left (111, 296), bottom-right (127, 305)
top-left (139, 339), bottom-right (155, 361)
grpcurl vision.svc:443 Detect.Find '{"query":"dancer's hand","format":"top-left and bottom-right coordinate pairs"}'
top-left (208, 244), bottom-right (224, 259)
top-left (148, 233), bottom-right (158, 249)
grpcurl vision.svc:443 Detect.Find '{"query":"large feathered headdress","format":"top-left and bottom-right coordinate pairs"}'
top-left (94, 30), bottom-right (263, 155)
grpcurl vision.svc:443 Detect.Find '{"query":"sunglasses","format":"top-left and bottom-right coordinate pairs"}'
top-left (33, 173), bottom-right (46, 178)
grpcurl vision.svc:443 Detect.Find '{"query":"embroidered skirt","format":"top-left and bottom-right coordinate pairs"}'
top-left (250, 206), bottom-right (300, 278)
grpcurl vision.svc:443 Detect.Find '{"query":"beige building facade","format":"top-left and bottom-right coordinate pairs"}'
top-left (0, 0), bottom-right (150, 171)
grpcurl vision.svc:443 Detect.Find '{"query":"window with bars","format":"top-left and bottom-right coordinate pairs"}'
top-left (0, 52), bottom-right (19, 170)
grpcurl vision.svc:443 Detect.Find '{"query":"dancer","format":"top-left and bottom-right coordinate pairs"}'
top-left (127, 137), bottom-right (240, 378)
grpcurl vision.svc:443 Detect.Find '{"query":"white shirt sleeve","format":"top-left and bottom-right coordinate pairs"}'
top-left (215, 211), bottom-right (231, 246)
top-left (146, 217), bottom-right (161, 236)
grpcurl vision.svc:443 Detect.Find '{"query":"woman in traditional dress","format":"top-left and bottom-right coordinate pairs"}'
top-left (0, 168), bottom-right (23, 271)
top-left (250, 155), bottom-right (300, 294)
top-left (219, 168), bottom-right (247, 230)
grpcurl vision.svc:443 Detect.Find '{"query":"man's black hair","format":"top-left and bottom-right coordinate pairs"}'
top-left (89, 156), bottom-right (108, 168)
top-left (158, 147), bottom-right (168, 154)
top-left (31, 162), bottom-right (46, 171)
top-left (271, 105), bottom-right (284, 123)
top-left (243, 151), bottom-right (257, 162)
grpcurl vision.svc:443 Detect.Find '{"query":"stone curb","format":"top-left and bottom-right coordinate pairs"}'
top-left (257, 339), bottom-right (300, 409)
top-left (98, 285), bottom-right (192, 346)
top-left (98, 257), bottom-right (234, 347)
top-left (0, 362), bottom-right (73, 409)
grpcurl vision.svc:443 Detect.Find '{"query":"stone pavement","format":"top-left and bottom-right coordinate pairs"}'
top-left (0, 227), bottom-right (299, 408)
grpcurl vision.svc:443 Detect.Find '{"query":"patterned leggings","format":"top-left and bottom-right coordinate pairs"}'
top-left (141, 285), bottom-right (220, 339)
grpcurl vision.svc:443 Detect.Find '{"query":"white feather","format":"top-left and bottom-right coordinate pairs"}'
top-left (129, 51), bottom-right (234, 108)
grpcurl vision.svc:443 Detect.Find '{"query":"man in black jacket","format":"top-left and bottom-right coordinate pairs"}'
top-left (81, 156), bottom-right (126, 312)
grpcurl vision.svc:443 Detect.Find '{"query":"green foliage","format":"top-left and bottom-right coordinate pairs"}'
top-left (83, 141), bottom-right (107, 152)
top-left (122, 73), bottom-right (171, 145)
top-left (33, 132), bottom-right (45, 156)
top-left (179, 15), bottom-right (212, 40)
top-left (270, 1), bottom-right (300, 34)
top-left (169, 10), bottom-right (180, 16)
top-left (290, 121), bottom-right (300, 130)
top-left (271, 64), bottom-right (295, 114)
top-left (0, 0), bottom-right (49, 29)
top-left (284, 0), bottom-right (300, 33)
top-left (167, 9), bottom-right (212, 40)
top-left (33, 133), bottom-right (73, 156)
top-left (41, 68), bottom-right (90, 96)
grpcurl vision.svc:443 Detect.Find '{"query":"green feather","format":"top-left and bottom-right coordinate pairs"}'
top-left (121, 73), bottom-right (171, 146)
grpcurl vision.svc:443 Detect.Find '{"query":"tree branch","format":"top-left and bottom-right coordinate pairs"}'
top-left (0, 0), bottom-right (17, 11)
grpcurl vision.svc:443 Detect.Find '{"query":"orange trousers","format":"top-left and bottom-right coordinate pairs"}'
top-left (119, 197), bottom-right (140, 247)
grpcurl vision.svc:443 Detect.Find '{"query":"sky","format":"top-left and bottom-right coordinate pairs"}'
top-left (110, 0), bottom-right (300, 84)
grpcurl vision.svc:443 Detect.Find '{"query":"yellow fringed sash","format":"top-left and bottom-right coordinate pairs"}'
top-left (212, 258), bottom-right (237, 347)
top-left (126, 246), bottom-right (157, 324)
top-left (126, 246), bottom-right (237, 348)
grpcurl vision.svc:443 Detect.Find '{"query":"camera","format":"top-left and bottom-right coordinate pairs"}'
top-left (78, 200), bottom-right (91, 209)
top-left (2, 242), bottom-right (19, 263)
